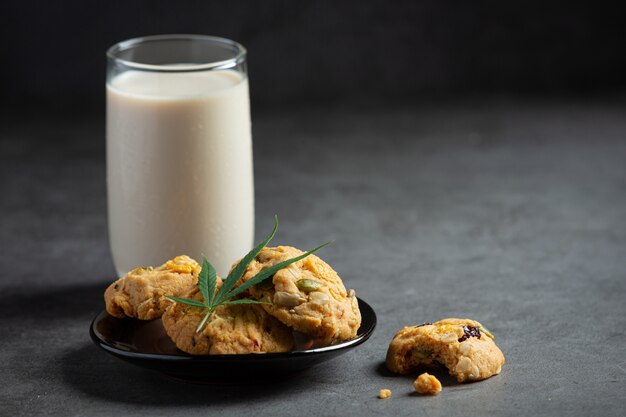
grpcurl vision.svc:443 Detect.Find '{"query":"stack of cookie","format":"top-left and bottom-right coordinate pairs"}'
top-left (104, 247), bottom-right (361, 354)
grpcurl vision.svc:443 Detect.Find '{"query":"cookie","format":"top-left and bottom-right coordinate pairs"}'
top-left (235, 246), bottom-right (361, 345)
top-left (386, 318), bottom-right (504, 383)
top-left (104, 255), bottom-right (203, 320)
top-left (162, 288), bottom-right (294, 354)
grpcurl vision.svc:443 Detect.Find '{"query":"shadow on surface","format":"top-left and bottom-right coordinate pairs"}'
top-left (61, 344), bottom-right (302, 406)
top-left (374, 361), bottom-right (459, 388)
top-left (0, 282), bottom-right (106, 321)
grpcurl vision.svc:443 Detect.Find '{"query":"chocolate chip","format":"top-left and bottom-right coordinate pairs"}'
top-left (414, 322), bottom-right (432, 328)
top-left (458, 325), bottom-right (481, 342)
top-left (191, 338), bottom-right (196, 347)
top-left (114, 284), bottom-right (119, 290)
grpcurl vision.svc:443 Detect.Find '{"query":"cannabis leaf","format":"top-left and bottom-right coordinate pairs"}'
top-left (166, 215), bottom-right (331, 333)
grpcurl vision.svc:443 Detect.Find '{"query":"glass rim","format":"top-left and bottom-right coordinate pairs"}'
top-left (106, 34), bottom-right (247, 72)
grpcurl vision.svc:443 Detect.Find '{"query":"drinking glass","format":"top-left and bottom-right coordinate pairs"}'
top-left (106, 35), bottom-right (254, 276)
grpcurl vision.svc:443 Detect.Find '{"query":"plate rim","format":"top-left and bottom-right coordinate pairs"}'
top-left (90, 297), bottom-right (376, 362)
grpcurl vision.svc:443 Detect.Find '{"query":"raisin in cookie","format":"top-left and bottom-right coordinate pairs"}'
top-left (386, 318), bottom-right (504, 383)
top-left (162, 288), bottom-right (294, 354)
top-left (235, 246), bottom-right (361, 345)
top-left (104, 255), bottom-right (205, 320)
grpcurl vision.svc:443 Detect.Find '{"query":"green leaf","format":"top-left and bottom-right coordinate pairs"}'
top-left (220, 299), bottom-right (271, 306)
top-left (165, 296), bottom-right (208, 309)
top-left (197, 258), bottom-right (210, 305)
top-left (195, 309), bottom-right (213, 333)
top-left (225, 241), bottom-right (332, 300)
top-left (164, 216), bottom-right (334, 335)
top-left (214, 215), bottom-right (279, 305)
top-left (202, 259), bottom-right (217, 305)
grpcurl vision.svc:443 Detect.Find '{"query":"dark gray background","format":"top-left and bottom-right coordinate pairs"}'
top-left (3, 0), bottom-right (626, 113)
top-left (1, 2), bottom-right (626, 416)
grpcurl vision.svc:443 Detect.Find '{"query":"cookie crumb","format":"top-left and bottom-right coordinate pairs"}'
top-left (378, 388), bottom-right (392, 399)
top-left (413, 373), bottom-right (442, 395)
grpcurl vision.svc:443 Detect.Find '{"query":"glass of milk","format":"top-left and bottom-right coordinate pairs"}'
top-left (106, 35), bottom-right (254, 277)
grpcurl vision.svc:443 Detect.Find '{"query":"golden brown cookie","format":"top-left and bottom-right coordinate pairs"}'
top-left (386, 318), bottom-right (505, 383)
top-left (162, 288), bottom-right (294, 354)
top-left (234, 246), bottom-right (361, 345)
top-left (104, 255), bottom-right (203, 320)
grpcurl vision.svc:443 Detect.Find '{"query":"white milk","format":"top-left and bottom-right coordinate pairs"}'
top-left (107, 70), bottom-right (254, 276)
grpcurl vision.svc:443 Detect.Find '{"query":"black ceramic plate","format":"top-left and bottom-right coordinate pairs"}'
top-left (90, 298), bottom-right (376, 382)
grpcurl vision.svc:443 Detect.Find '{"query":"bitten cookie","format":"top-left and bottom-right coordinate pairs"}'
top-left (104, 255), bottom-right (204, 320)
top-left (234, 246), bottom-right (361, 345)
top-left (162, 288), bottom-right (294, 354)
top-left (386, 318), bottom-right (505, 383)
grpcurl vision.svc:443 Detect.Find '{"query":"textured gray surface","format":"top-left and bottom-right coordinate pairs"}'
top-left (1, 101), bottom-right (625, 416)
